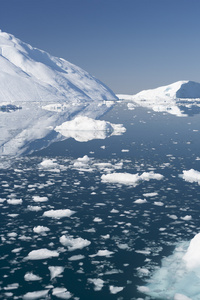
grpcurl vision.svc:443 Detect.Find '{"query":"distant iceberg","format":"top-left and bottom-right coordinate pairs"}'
top-left (118, 80), bottom-right (200, 117)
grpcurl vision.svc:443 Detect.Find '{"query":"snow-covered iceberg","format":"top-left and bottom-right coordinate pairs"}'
top-left (55, 116), bottom-right (126, 142)
top-left (138, 233), bottom-right (200, 300)
top-left (0, 30), bottom-right (118, 156)
top-left (118, 81), bottom-right (200, 116)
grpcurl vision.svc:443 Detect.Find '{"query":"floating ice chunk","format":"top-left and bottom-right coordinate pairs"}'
top-left (24, 272), bottom-right (42, 281)
top-left (55, 116), bottom-right (126, 142)
top-left (7, 198), bottom-right (22, 205)
top-left (4, 283), bottom-right (19, 290)
top-left (68, 254), bottom-right (85, 261)
top-left (154, 201), bottom-right (164, 206)
top-left (43, 209), bottom-right (75, 219)
top-left (141, 233), bottom-right (200, 299)
top-left (27, 205), bottom-right (42, 211)
top-left (174, 294), bottom-right (192, 300)
top-left (77, 155), bottom-right (90, 163)
top-left (26, 248), bottom-right (59, 260)
top-left (101, 171), bottom-right (163, 186)
top-left (134, 198), bottom-right (147, 204)
top-left (143, 192), bottom-right (158, 197)
top-left (32, 196), bottom-right (48, 202)
top-left (183, 233), bottom-right (200, 269)
top-left (23, 290), bottom-right (49, 299)
top-left (33, 226), bottom-right (50, 233)
top-left (181, 169), bottom-right (200, 185)
top-left (52, 287), bottom-right (72, 299)
top-left (110, 208), bottom-right (119, 213)
top-left (40, 159), bottom-right (59, 169)
top-left (88, 278), bottom-right (104, 291)
top-left (90, 249), bottom-right (114, 257)
top-left (60, 235), bottom-right (91, 251)
top-left (93, 217), bottom-right (102, 222)
top-left (48, 266), bottom-right (64, 280)
top-left (109, 285), bottom-right (124, 294)
top-left (181, 215), bottom-right (192, 221)
top-left (167, 214), bottom-right (178, 220)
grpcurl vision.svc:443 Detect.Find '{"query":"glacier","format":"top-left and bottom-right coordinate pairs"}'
top-left (118, 80), bottom-right (200, 117)
top-left (0, 30), bottom-right (118, 156)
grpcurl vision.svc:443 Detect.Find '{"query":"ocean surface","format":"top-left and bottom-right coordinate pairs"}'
top-left (1, 102), bottom-right (200, 299)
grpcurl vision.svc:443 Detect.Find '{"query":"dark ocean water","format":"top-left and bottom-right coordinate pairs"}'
top-left (1, 102), bottom-right (200, 299)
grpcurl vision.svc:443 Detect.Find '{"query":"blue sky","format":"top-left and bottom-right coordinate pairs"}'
top-left (0, 0), bottom-right (200, 94)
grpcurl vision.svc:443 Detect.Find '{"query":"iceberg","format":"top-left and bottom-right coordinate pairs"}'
top-left (0, 30), bottom-right (118, 156)
top-left (118, 80), bottom-right (200, 116)
top-left (139, 233), bottom-right (200, 300)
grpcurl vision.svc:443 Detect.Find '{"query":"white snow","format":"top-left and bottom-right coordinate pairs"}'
top-left (55, 116), bottom-right (126, 142)
top-left (26, 248), bottom-right (59, 260)
top-left (43, 209), bottom-right (75, 219)
top-left (60, 235), bottom-right (91, 251)
top-left (118, 80), bottom-right (200, 116)
top-left (181, 169), bottom-right (200, 185)
top-left (101, 171), bottom-right (163, 186)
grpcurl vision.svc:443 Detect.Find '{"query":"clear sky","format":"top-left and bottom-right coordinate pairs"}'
top-left (0, 0), bottom-right (200, 94)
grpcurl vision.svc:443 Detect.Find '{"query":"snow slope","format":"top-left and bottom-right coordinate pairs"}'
top-left (118, 81), bottom-right (200, 116)
top-left (0, 30), bottom-right (120, 156)
top-left (0, 30), bottom-right (117, 103)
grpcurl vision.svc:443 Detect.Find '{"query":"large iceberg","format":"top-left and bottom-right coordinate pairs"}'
top-left (118, 81), bottom-right (200, 116)
top-left (0, 30), bottom-right (118, 156)
top-left (139, 233), bottom-right (200, 300)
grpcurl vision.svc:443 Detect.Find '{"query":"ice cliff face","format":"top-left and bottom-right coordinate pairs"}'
top-left (0, 30), bottom-right (117, 104)
top-left (118, 81), bottom-right (200, 116)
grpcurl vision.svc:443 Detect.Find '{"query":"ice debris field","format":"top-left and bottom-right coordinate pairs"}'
top-left (1, 30), bottom-right (200, 299)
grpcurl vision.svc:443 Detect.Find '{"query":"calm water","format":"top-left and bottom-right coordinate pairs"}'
top-left (1, 102), bottom-right (200, 299)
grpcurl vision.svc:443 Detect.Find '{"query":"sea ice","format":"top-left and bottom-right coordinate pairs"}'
top-left (33, 226), bottom-right (50, 233)
top-left (60, 235), bottom-right (91, 251)
top-left (43, 209), bottom-right (75, 219)
top-left (140, 233), bottom-right (200, 299)
top-left (88, 278), bottom-right (104, 291)
top-left (101, 171), bottom-right (163, 186)
top-left (52, 287), bottom-right (72, 299)
top-left (26, 248), bottom-right (59, 260)
top-left (23, 290), bottom-right (49, 299)
top-left (7, 198), bottom-right (22, 205)
top-left (109, 285), bottom-right (124, 294)
top-left (32, 196), bottom-right (48, 202)
top-left (181, 169), bottom-right (200, 185)
top-left (24, 272), bottom-right (42, 281)
top-left (48, 266), bottom-right (64, 280)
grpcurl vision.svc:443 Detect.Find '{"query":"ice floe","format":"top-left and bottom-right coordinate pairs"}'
top-left (60, 235), bottom-right (91, 251)
top-left (26, 248), bottom-right (59, 260)
top-left (181, 169), bottom-right (200, 184)
top-left (43, 209), bottom-right (75, 219)
top-left (101, 171), bottom-right (163, 186)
